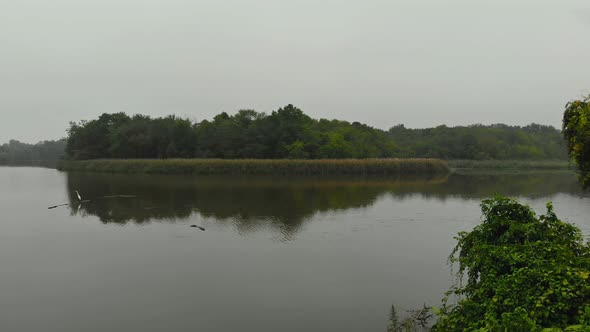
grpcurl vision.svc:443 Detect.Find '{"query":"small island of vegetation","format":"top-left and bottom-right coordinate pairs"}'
top-left (54, 104), bottom-right (569, 175)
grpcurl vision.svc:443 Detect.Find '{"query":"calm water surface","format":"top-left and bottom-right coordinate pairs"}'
top-left (0, 167), bottom-right (588, 332)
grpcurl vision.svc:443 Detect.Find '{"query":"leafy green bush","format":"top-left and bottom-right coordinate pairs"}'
top-left (562, 96), bottom-right (590, 189)
top-left (433, 196), bottom-right (590, 331)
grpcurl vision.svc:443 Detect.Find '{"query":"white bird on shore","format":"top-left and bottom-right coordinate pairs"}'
top-left (75, 190), bottom-right (82, 201)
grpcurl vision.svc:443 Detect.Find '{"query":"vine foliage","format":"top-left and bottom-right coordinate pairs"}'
top-left (432, 196), bottom-right (590, 331)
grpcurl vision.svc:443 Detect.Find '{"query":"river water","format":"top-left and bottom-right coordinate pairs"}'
top-left (0, 167), bottom-right (588, 332)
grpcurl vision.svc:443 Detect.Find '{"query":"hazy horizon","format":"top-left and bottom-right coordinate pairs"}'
top-left (2, 0), bottom-right (589, 143)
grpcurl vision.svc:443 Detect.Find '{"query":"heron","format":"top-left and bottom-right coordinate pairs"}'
top-left (75, 190), bottom-right (82, 201)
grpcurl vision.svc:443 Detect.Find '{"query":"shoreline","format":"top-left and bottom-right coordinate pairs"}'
top-left (55, 159), bottom-right (573, 176)
top-left (57, 158), bottom-right (450, 176)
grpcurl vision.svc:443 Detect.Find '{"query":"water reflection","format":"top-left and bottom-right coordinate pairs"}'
top-left (408, 170), bottom-right (585, 199)
top-left (65, 171), bottom-right (584, 229)
top-left (66, 174), bottom-right (443, 237)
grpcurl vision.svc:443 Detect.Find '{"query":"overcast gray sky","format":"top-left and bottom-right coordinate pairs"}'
top-left (1, 0), bottom-right (589, 143)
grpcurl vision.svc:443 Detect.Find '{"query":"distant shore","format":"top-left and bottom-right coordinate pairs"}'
top-left (57, 158), bottom-right (450, 176)
top-left (56, 159), bottom-right (575, 176)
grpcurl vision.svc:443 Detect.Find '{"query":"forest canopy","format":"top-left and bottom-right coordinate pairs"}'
top-left (62, 105), bottom-right (567, 160)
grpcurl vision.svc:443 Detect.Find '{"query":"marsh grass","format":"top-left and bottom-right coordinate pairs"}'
top-left (448, 159), bottom-right (572, 170)
top-left (58, 158), bottom-right (450, 176)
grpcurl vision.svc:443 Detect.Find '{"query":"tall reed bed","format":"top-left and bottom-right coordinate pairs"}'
top-left (448, 159), bottom-right (573, 170)
top-left (58, 158), bottom-right (450, 176)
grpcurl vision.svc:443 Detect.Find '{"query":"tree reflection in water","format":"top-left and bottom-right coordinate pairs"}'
top-left (65, 171), bottom-right (583, 238)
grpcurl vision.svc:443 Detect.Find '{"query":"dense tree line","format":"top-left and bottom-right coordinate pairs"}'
top-left (65, 105), bottom-right (568, 160)
top-left (66, 105), bottom-right (396, 159)
top-left (0, 139), bottom-right (66, 164)
top-left (388, 123), bottom-right (567, 160)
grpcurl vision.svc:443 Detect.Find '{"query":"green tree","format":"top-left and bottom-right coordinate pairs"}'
top-left (66, 112), bottom-right (130, 159)
top-left (562, 96), bottom-right (590, 188)
top-left (286, 140), bottom-right (308, 159)
top-left (318, 132), bottom-right (353, 158)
